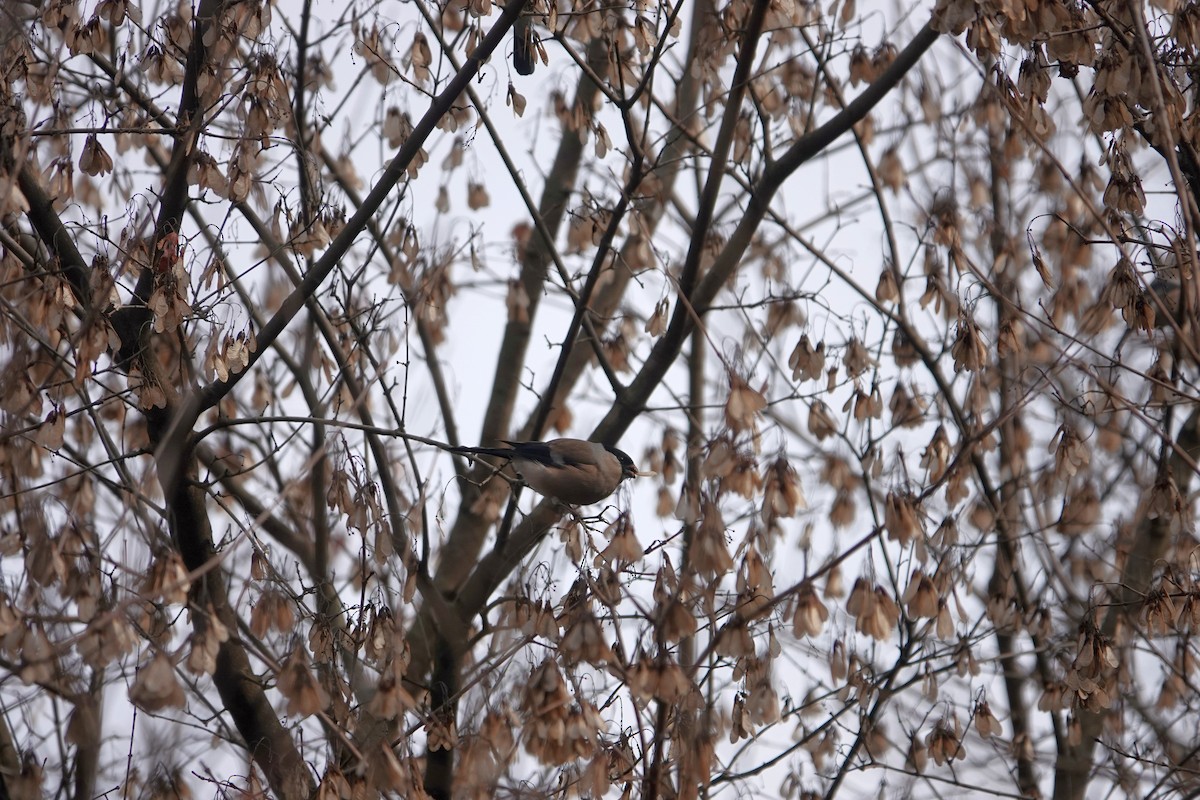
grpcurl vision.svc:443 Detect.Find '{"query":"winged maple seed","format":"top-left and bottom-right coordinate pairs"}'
top-left (7, 0), bottom-right (1200, 795)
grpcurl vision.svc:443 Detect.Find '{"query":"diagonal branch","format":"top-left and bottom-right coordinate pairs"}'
top-left (401, 18), bottom-right (944, 695)
top-left (155, 0), bottom-right (531, 503)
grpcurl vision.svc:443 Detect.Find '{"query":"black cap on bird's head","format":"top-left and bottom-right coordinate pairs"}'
top-left (605, 445), bottom-right (639, 481)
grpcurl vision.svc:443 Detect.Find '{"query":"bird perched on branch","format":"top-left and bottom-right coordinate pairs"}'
top-left (452, 438), bottom-right (639, 505)
top-left (512, 16), bottom-right (537, 75)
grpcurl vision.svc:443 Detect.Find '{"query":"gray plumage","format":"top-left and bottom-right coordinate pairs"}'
top-left (453, 438), bottom-right (638, 505)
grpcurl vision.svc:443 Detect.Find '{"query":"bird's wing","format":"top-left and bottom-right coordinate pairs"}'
top-left (502, 440), bottom-right (562, 465)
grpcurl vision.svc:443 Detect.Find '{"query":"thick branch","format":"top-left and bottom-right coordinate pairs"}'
top-left (402, 18), bottom-right (942, 692)
top-left (155, 0), bottom-right (530, 518)
top-left (16, 166), bottom-right (91, 309)
top-left (430, 30), bottom-right (604, 599)
top-left (1054, 409), bottom-right (1200, 800)
top-left (599, 22), bottom-right (941, 442)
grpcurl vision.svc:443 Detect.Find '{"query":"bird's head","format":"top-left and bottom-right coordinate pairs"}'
top-left (606, 445), bottom-right (640, 481)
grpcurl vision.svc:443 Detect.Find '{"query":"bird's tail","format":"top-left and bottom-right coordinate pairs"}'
top-left (450, 445), bottom-right (514, 460)
top-left (513, 17), bottom-right (536, 75)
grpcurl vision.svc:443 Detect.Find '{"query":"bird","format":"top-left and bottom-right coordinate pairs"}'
top-left (452, 438), bottom-right (639, 505)
top-left (1148, 274), bottom-right (1184, 328)
top-left (512, 17), bottom-right (536, 75)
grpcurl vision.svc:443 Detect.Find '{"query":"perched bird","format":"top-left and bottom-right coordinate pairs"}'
top-left (453, 438), bottom-right (639, 505)
top-left (512, 17), bottom-right (536, 75)
top-left (1148, 275), bottom-right (1184, 328)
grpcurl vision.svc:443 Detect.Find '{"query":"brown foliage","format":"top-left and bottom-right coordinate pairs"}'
top-left (7, 0), bottom-right (1200, 799)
